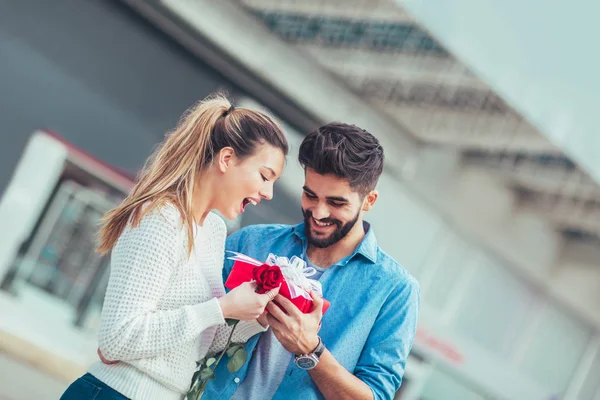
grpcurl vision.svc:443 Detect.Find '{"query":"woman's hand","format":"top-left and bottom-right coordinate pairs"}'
top-left (97, 348), bottom-right (118, 365)
top-left (218, 281), bottom-right (279, 321)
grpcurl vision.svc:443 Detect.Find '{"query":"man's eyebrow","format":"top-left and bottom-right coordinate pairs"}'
top-left (303, 186), bottom-right (348, 203)
top-left (326, 196), bottom-right (349, 203)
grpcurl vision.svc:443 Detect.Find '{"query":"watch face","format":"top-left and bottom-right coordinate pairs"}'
top-left (295, 356), bottom-right (317, 370)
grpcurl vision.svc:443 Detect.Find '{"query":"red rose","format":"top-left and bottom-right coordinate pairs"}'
top-left (253, 264), bottom-right (283, 294)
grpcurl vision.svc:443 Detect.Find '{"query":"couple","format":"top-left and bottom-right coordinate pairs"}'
top-left (60, 93), bottom-right (420, 400)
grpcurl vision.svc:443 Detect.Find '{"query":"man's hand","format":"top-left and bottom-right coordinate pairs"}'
top-left (267, 292), bottom-right (374, 400)
top-left (257, 310), bottom-right (269, 328)
top-left (266, 291), bottom-right (323, 355)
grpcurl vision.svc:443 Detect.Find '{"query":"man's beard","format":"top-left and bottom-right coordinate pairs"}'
top-left (302, 208), bottom-right (360, 248)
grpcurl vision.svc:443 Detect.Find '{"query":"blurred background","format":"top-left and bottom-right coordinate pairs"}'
top-left (0, 0), bottom-right (599, 399)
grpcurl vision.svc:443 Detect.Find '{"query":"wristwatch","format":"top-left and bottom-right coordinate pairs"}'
top-left (294, 337), bottom-right (325, 370)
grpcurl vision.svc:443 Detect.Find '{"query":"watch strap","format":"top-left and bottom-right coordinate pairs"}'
top-left (296, 336), bottom-right (324, 358)
top-left (312, 336), bottom-right (325, 358)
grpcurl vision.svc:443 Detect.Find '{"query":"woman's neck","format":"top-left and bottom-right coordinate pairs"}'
top-left (191, 173), bottom-right (215, 226)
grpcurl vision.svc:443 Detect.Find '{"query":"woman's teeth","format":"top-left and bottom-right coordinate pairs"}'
top-left (242, 198), bottom-right (257, 212)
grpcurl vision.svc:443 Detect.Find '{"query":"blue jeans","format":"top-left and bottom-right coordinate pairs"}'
top-left (60, 373), bottom-right (129, 400)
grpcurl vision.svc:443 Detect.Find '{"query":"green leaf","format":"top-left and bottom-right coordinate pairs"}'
top-left (205, 351), bottom-right (218, 359)
top-left (186, 379), bottom-right (204, 400)
top-left (227, 347), bottom-right (248, 373)
top-left (190, 369), bottom-right (201, 387)
top-left (206, 357), bottom-right (216, 367)
top-left (199, 367), bottom-right (216, 381)
top-left (196, 351), bottom-right (218, 368)
top-left (189, 386), bottom-right (204, 400)
top-left (225, 318), bottom-right (239, 326)
top-left (226, 343), bottom-right (244, 357)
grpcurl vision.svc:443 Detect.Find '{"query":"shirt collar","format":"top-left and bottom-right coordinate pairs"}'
top-left (292, 221), bottom-right (378, 264)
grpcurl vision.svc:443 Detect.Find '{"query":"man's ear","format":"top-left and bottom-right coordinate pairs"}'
top-left (362, 190), bottom-right (378, 211)
top-left (217, 147), bottom-right (236, 173)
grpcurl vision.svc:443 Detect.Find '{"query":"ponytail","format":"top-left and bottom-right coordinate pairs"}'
top-left (97, 93), bottom-right (231, 256)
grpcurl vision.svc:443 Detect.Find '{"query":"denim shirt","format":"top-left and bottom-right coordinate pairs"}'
top-left (202, 222), bottom-right (420, 400)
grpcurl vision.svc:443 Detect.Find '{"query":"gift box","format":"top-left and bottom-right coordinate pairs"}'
top-left (225, 252), bottom-right (330, 315)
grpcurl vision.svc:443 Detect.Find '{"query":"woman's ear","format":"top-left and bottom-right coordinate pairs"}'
top-left (217, 147), bottom-right (236, 173)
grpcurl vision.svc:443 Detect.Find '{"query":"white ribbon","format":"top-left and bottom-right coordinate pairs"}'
top-left (226, 251), bottom-right (323, 300)
top-left (226, 251), bottom-right (263, 266)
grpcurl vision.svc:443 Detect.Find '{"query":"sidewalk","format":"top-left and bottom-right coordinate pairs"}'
top-left (0, 350), bottom-right (68, 400)
top-left (0, 290), bottom-right (96, 399)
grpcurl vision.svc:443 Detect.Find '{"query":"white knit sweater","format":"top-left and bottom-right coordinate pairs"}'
top-left (88, 204), bottom-right (266, 399)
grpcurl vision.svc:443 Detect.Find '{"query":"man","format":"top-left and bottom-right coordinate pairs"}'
top-left (204, 122), bottom-right (420, 400)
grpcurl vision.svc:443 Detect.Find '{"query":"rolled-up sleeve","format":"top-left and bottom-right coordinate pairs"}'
top-left (354, 276), bottom-right (420, 400)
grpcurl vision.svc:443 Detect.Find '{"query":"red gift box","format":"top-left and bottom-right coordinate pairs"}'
top-left (225, 252), bottom-right (330, 315)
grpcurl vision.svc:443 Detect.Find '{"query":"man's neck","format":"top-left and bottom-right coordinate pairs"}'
top-left (306, 222), bottom-right (366, 268)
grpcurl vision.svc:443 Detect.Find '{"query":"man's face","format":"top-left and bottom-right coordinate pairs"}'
top-left (301, 168), bottom-right (364, 248)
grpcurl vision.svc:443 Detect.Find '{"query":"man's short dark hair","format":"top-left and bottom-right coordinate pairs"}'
top-left (298, 122), bottom-right (384, 195)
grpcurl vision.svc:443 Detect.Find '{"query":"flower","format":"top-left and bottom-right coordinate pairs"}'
top-left (252, 264), bottom-right (283, 293)
top-left (187, 319), bottom-right (247, 400)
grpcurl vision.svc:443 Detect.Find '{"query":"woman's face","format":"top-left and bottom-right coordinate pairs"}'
top-left (213, 143), bottom-right (286, 220)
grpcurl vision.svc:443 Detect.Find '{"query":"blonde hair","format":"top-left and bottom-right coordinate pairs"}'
top-left (97, 92), bottom-right (288, 256)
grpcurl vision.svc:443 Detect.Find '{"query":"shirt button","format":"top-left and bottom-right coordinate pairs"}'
top-left (234, 378), bottom-right (240, 384)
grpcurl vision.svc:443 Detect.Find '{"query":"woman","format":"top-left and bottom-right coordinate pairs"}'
top-left (60, 93), bottom-right (289, 399)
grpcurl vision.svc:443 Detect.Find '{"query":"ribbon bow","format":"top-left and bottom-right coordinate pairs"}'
top-left (227, 251), bottom-right (323, 300)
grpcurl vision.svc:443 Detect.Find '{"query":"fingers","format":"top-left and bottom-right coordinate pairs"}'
top-left (309, 291), bottom-right (324, 318)
top-left (257, 310), bottom-right (269, 328)
top-left (97, 348), bottom-right (118, 365)
top-left (261, 286), bottom-right (280, 303)
top-left (252, 285), bottom-right (279, 318)
top-left (266, 312), bottom-right (285, 332)
top-left (273, 294), bottom-right (302, 318)
top-left (234, 281), bottom-right (257, 295)
top-left (266, 300), bottom-right (289, 322)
